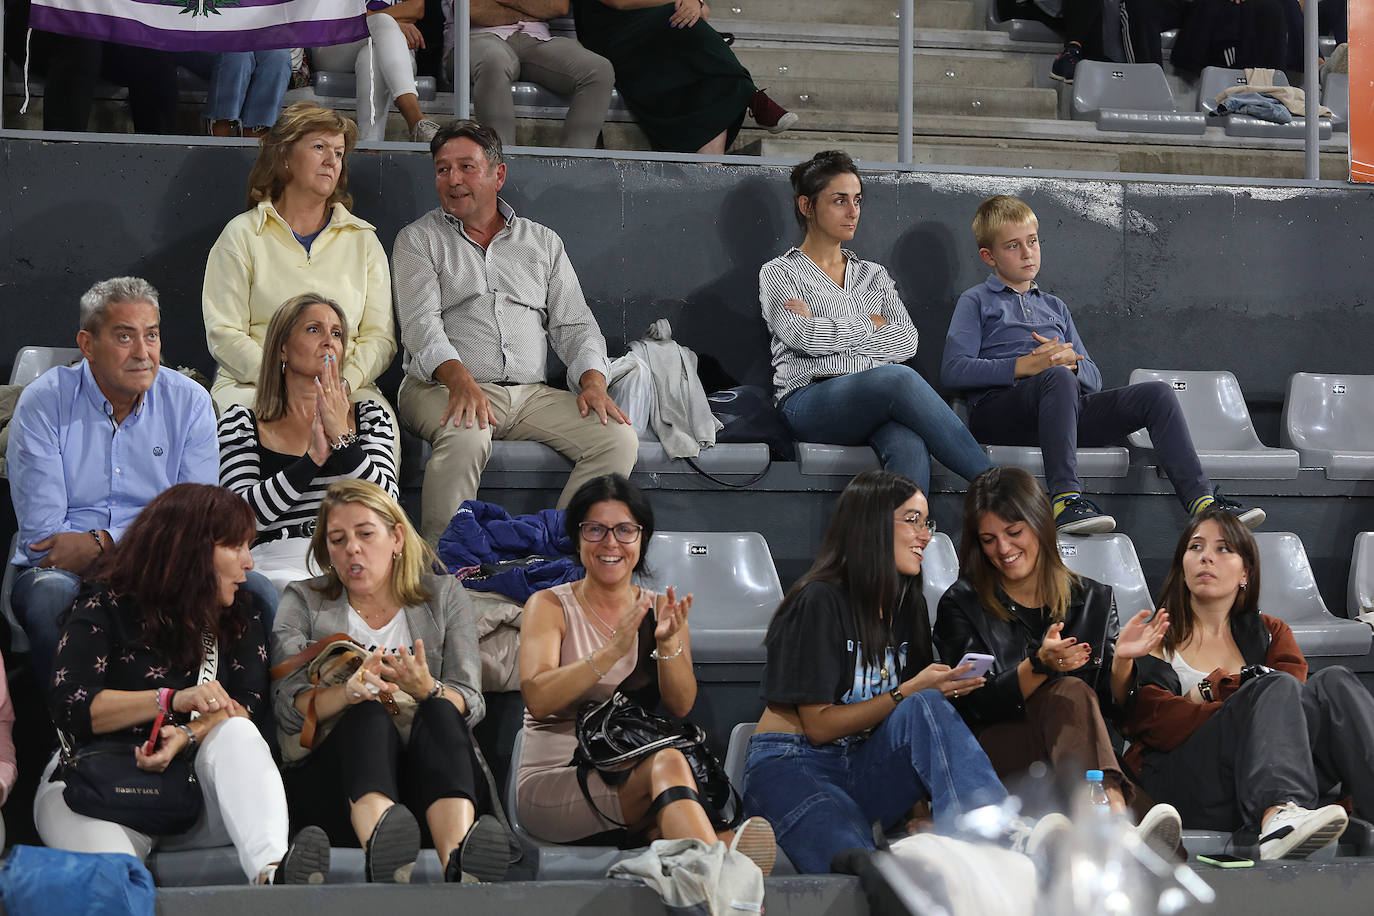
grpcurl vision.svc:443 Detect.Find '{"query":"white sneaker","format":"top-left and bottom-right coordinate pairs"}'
top-left (1135, 803), bottom-right (1182, 857)
top-left (1006, 812), bottom-right (1071, 856)
top-left (410, 119), bottom-right (441, 144)
top-left (1258, 802), bottom-right (1347, 860)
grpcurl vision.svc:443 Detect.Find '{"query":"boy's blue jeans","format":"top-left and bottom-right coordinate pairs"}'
top-left (180, 51), bottom-right (292, 129)
top-left (781, 365), bottom-right (993, 493)
top-left (741, 689), bottom-right (1007, 874)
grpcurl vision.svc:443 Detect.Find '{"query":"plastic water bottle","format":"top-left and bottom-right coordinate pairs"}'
top-left (1085, 769), bottom-right (1111, 810)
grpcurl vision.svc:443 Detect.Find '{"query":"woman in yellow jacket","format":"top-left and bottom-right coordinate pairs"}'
top-left (203, 102), bottom-right (397, 429)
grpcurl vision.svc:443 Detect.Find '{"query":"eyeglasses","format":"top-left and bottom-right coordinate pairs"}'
top-left (579, 522), bottom-right (644, 544)
top-left (895, 514), bottom-right (937, 535)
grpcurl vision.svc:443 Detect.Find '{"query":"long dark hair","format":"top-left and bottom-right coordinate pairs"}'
top-left (564, 474), bottom-right (655, 574)
top-left (789, 149), bottom-right (862, 233)
top-left (1157, 507), bottom-right (1261, 655)
top-left (93, 484), bottom-right (257, 670)
top-left (767, 470), bottom-right (932, 669)
top-left (959, 467), bottom-right (1076, 622)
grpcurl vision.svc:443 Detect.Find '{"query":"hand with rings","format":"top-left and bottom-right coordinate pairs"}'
top-left (344, 648), bottom-right (395, 704)
top-left (1037, 621), bottom-right (1091, 674)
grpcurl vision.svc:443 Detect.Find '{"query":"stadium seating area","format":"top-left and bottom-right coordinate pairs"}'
top-left (0, 0), bottom-right (1352, 177)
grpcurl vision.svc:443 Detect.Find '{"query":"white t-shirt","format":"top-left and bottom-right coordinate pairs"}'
top-left (347, 607), bottom-right (414, 656)
top-left (1164, 650), bottom-right (1210, 697)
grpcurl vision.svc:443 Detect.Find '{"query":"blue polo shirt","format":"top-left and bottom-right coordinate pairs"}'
top-left (941, 274), bottom-right (1104, 408)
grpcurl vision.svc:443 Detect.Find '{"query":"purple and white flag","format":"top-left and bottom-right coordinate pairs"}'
top-left (28, 0), bottom-right (369, 53)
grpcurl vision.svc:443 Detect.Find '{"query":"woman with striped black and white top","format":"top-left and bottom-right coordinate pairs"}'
top-left (760, 150), bottom-right (993, 493)
top-left (219, 293), bottom-right (398, 593)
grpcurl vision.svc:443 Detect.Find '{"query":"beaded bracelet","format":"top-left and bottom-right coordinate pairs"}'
top-left (650, 640), bottom-right (684, 661)
top-left (585, 652), bottom-right (608, 678)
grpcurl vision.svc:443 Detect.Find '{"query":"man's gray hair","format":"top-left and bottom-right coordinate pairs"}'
top-left (79, 277), bottom-right (161, 333)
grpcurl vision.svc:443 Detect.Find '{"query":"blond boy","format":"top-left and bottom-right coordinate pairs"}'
top-left (940, 195), bottom-right (1263, 533)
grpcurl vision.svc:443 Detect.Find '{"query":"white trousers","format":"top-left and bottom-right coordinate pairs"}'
top-left (250, 536), bottom-right (317, 595)
top-left (35, 717), bottom-right (290, 883)
top-left (312, 13), bottom-right (418, 140)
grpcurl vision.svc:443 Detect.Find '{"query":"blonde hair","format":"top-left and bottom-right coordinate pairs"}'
top-left (973, 195), bottom-right (1038, 250)
top-left (309, 480), bottom-right (438, 606)
top-left (245, 102), bottom-right (359, 212)
top-left (254, 293), bottom-right (350, 422)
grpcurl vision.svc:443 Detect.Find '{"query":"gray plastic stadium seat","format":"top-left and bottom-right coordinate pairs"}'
top-left (1126, 369), bottom-right (1299, 479)
top-left (1254, 532), bottom-right (1371, 657)
top-left (984, 0), bottom-right (1060, 42)
top-left (641, 531), bottom-right (782, 665)
top-left (509, 82), bottom-right (636, 123)
top-left (1281, 373), bottom-right (1374, 479)
top-left (314, 71), bottom-right (437, 102)
top-left (1324, 73), bottom-right (1349, 132)
top-left (1196, 67), bottom-right (1332, 140)
top-left (1072, 62), bottom-right (1206, 134)
top-left (1055, 533), bottom-right (1154, 627)
top-left (921, 533), bottom-right (959, 628)
top-left (147, 845), bottom-right (449, 886)
top-left (1, 535), bottom-right (29, 656)
top-left (1348, 532), bottom-right (1374, 619)
top-left (984, 444), bottom-right (1129, 478)
top-left (10, 346), bottom-right (81, 386)
top-left (796, 443), bottom-right (880, 476)
top-left (505, 729), bottom-right (639, 878)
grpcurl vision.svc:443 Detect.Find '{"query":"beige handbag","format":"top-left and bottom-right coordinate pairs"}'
top-left (271, 633), bottom-right (416, 764)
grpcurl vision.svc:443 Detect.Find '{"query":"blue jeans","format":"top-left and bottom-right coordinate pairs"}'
top-left (741, 690), bottom-right (1007, 874)
top-left (781, 365), bottom-right (993, 492)
top-left (179, 50), bottom-right (292, 128)
top-left (10, 566), bottom-right (81, 687)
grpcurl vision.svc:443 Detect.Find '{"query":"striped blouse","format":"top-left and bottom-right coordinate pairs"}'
top-left (217, 401), bottom-right (399, 542)
top-left (760, 247), bottom-right (919, 403)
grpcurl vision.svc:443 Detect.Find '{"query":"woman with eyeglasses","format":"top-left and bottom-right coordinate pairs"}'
top-left (516, 474), bottom-right (775, 870)
top-left (742, 470), bottom-right (1011, 874)
top-left (933, 467), bottom-right (1182, 851)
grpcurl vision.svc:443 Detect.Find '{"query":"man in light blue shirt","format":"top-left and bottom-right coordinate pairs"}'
top-left (6, 277), bottom-right (219, 681)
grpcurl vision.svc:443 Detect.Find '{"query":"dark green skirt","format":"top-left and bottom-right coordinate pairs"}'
top-left (573, 0), bottom-right (756, 152)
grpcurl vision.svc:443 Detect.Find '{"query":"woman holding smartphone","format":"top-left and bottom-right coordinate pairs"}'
top-left (741, 470), bottom-right (1016, 875)
top-left (1123, 508), bottom-right (1374, 860)
top-left (934, 467), bottom-right (1181, 849)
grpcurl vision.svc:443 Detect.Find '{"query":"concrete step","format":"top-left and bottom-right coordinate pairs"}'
top-left (712, 0), bottom-right (973, 30)
top-left (769, 82), bottom-right (1058, 122)
top-left (733, 46), bottom-right (1035, 88)
top-left (747, 131), bottom-right (1349, 179)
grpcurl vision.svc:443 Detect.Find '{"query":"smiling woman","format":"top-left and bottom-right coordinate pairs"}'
top-left (934, 467), bottom-right (1182, 854)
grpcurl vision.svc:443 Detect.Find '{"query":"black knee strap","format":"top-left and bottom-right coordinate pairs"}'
top-left (646, 785), bottom-right (704, 821)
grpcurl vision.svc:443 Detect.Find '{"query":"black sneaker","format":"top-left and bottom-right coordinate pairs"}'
top-left (365, 804), bottom-right (420, 884)
top-left (445, 814), bottom-right (510, 883)
top-left (1050, 43), bottom-right (1083, 84)
top-left (271, 825), bottom-right (331, 885)
top-left (1055, 496), bottom-right (1116, 535)
top-left (1209, 487), bottom-right (1265, 529)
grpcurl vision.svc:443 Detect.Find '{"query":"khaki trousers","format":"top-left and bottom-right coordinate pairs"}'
top-left (399, 376), bottom-right (639, 543)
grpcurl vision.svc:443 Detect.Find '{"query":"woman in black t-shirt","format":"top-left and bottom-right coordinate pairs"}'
top-left (741, 470), bottom-right (1008, 874)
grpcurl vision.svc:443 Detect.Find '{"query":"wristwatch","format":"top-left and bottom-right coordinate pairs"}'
top-left (889, 686), bottom-right (905, 706)
top-left (1029, 652), bottom-right (1057, 677)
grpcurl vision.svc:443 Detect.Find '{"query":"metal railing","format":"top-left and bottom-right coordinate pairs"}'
top-left (0, 0), bottom-right (1335, 181)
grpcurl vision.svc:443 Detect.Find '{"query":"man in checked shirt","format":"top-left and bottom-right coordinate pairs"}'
top-left (392, 119), bottom-right (638, 544)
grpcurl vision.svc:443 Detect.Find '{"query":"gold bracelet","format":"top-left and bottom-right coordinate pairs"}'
top-left (650, 640), bottom-right (684, 661)
top-left (585, 652), bottom-right (608, 679)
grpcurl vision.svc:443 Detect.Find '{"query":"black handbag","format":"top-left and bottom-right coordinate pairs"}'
top-left (572, 691), bottom-right (743, 830)
top-left (57, 740), bottom-right (203, 835)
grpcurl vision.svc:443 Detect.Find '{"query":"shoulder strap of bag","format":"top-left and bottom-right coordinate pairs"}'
top-left (188, 630), bottom-right (219, 722)
top-left (269, 631), bottom-right (353, 680)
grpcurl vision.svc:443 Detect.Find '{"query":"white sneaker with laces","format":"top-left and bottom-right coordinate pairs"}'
top-left (1006, 812), bottom-right (1071, 856)
top-left (1258, 802), bottom-right (1347, 860)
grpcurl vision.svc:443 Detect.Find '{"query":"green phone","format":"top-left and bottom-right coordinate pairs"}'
top-left (1196, 853), bottom-right (1254, 868)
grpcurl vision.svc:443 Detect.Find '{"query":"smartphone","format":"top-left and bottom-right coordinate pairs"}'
top-left (1196, 853), bottom-right (1254, 868)
top-left (143, 711), bottom-right (165, 755)
top-left (953, 653), bottom-right (995, 680)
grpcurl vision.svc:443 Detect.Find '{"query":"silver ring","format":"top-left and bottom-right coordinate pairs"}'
top-left (1059, 659), bottom-right (1066, 666)
top-left (953, 690), bottom-right (959, 698)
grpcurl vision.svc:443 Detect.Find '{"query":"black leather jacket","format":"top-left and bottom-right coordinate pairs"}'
top-left (933, 576), bottom-right (1120, 731)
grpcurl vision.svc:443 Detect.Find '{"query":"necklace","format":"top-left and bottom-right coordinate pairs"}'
top-left (576, 581), bottom-right (638, 637)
